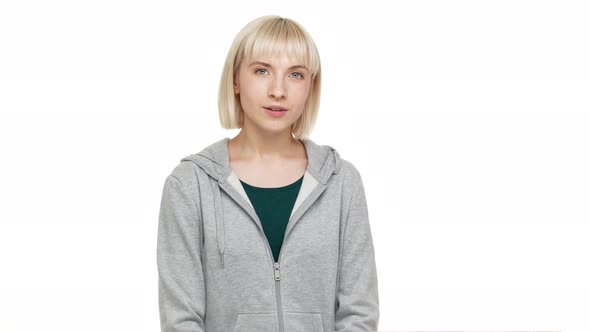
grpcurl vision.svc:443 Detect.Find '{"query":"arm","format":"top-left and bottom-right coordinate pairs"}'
top-left (335, 175), bottom-right (380, 331)
top-left (157, 174), bottom-right (206, 331)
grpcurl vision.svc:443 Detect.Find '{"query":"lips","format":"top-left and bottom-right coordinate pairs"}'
top-left (264, 105), bottom-right (288, 112)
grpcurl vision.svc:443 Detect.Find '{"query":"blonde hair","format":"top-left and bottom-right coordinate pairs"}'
top-left (218, 15), bottom-right (322, 140)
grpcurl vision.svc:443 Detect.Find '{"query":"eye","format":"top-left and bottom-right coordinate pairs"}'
top-left (254, 68), bottom-right (304, 79)
top-left (291, 72), bottom-right (304, 79)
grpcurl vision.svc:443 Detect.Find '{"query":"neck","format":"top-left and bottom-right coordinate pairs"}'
top-left (229, 129), bottom-right (302, 162)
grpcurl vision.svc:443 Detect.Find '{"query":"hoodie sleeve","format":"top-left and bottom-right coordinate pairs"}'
top-left (157, 174), bottom-right (206, 332)
top-left (335, 174), bottom-right (380, 331)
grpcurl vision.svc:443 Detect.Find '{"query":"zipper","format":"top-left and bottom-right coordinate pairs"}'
top-left (260, 225), bottom-right (284, 332)
top-left (218, 179), bottom-right (328, 332)
top-left (274, 262), bottom-right (284, 332)
top-left (218, 181), bottom-right (286, 330)
top-left (256, 223), bottom-right (285, 332)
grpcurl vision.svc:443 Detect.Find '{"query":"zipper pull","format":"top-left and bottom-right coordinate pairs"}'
top-left (274, 262), bottom-right (281, 281)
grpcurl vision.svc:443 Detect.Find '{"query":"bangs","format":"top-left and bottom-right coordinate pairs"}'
top-left (238, 19), bottom-right (320, 78)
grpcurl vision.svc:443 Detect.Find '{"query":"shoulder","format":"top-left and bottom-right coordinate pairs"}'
top-left (326, 154), bottom-right (365, 204)
top-left (339, 158), bottom-right (362, 177)
top-left (163, 159), bottom-right (202, 195)
top-left (168, 161), bottom-right (197, 181)
top-left (337, 156), bottom-right (364, 185)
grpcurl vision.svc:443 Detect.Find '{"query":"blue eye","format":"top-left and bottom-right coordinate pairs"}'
top-left (255, 68), bottom-right (304, 79)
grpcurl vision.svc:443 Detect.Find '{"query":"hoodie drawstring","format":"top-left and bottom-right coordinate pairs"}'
top-left (212, 179), bottom-right (225, 268)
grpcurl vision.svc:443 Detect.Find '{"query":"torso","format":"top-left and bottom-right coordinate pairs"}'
top-left (229, 140), bottom-right (308, 188)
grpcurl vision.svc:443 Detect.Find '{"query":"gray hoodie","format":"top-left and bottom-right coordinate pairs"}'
top-left (157, 137), bottom-right (379, 332)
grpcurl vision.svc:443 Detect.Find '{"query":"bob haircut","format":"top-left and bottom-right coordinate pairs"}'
top-left (218, 15), bottom-right (322, 140)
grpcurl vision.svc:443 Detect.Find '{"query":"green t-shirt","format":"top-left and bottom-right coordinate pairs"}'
top-left (240, 174), bottom-right (304, 263)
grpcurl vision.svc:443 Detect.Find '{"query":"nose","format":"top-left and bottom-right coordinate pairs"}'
top-left (268, 78), bottom-right (286, 100)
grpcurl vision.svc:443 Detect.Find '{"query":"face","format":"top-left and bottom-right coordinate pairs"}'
top-left (234, 53), bottom-right (311, 136)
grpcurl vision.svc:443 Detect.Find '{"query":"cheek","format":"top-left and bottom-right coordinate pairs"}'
top-left (239, 78), bottom-right (264, 97)
top-left (299, 86), bottom-right (309, 98)
top-left (296, 84), bottom-right (312, 102)
top-left (237, 80), bottom-right (257, 103)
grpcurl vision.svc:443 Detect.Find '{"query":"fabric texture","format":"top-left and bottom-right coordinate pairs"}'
top-left (240, 174), bottom-right (304, 263)
top-left (157, 137), bottom-right (379, 332)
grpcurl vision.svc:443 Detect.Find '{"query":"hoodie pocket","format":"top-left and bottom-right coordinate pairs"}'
top-left (232, 312), bottom-right (276, 332)
top-left (284, 311), bottom-right (324, 332)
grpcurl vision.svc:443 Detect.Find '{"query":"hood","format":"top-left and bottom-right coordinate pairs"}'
top-left (179, 137), bottom-right (343, 268)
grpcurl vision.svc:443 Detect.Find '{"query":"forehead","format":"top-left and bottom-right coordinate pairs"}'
top-left (245, 54), bottom-right (308, 69)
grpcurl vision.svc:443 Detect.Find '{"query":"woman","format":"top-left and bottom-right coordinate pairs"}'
top-left (157, 15), bottom-right (379, 332)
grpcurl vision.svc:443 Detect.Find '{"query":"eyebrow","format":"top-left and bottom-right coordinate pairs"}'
top-left (249, 61), bottom-right (308, 71)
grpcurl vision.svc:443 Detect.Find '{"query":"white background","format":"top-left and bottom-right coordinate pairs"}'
top-left (1, 0), bottom-right (588, 331)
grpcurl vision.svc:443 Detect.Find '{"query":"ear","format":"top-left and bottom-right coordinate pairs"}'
top-left (233, 77), bottom-right (239, 94)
